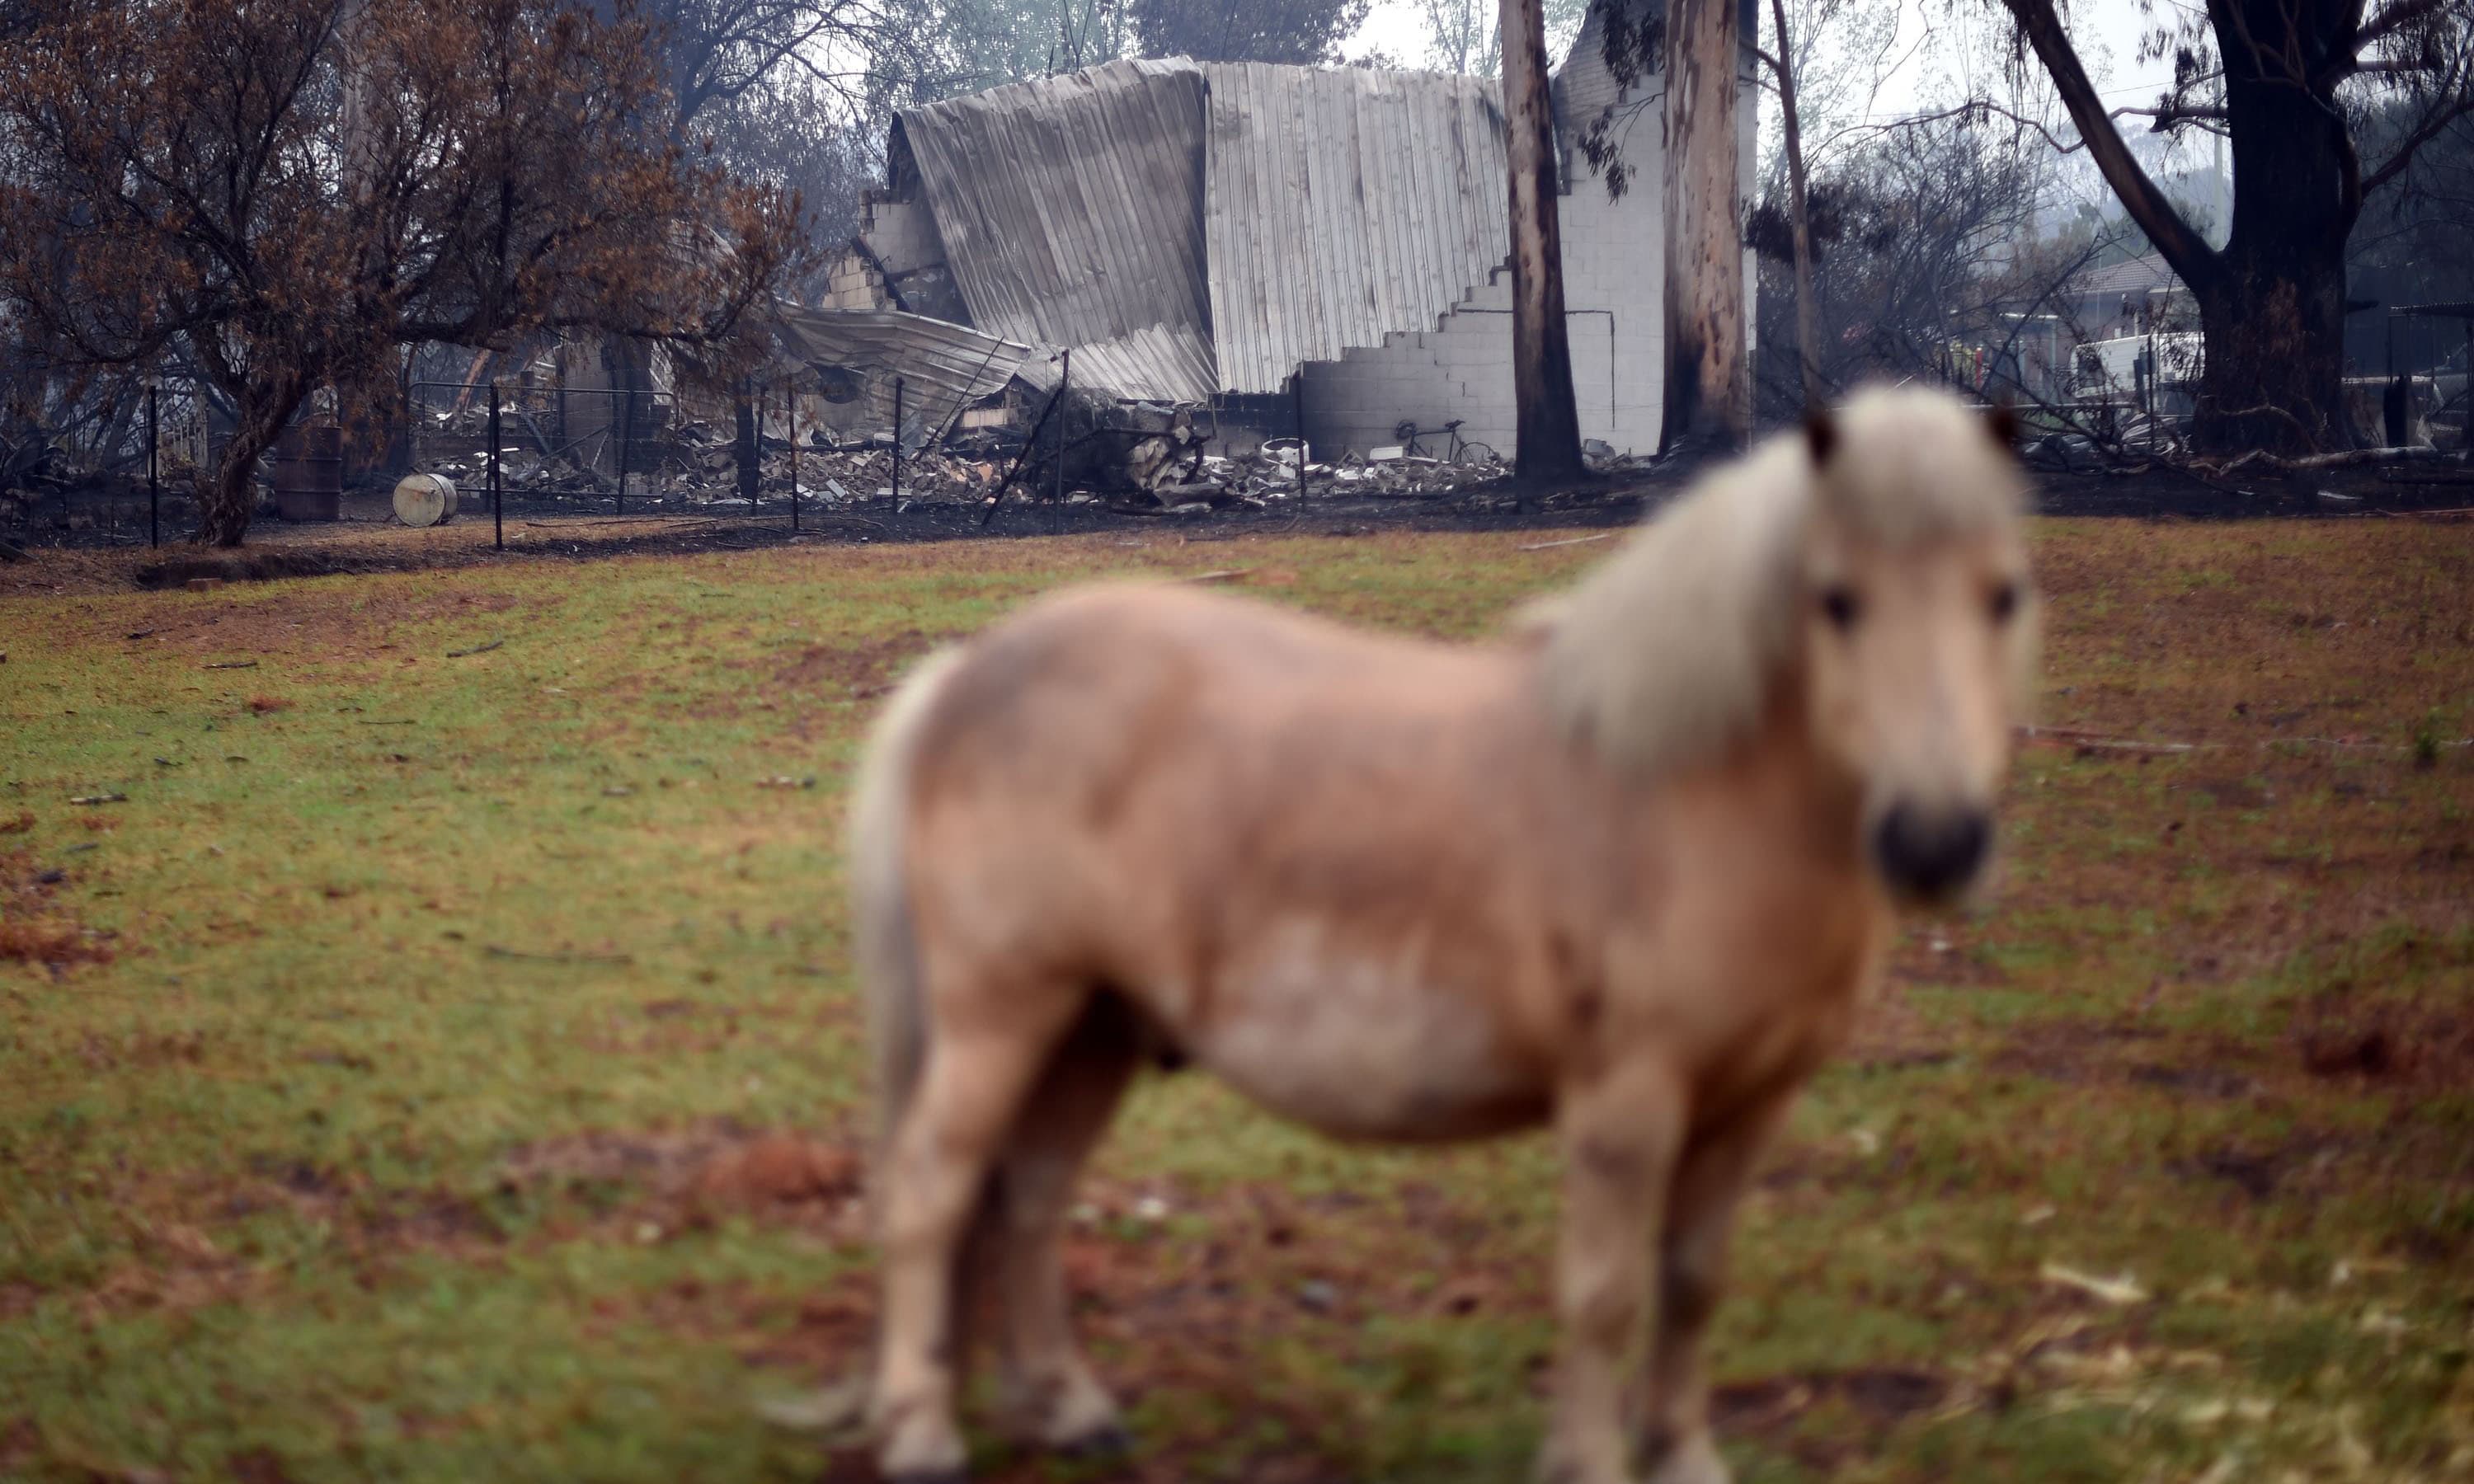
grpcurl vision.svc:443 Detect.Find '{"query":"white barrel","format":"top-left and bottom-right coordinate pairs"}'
top-left (393, 472), bottom-right (459, 528)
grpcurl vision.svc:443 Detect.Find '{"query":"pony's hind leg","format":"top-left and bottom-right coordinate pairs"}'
top-left (995, 994), bottom-right (1142, 1452)
top-left (873, 978), bottom-right (1089, 1484)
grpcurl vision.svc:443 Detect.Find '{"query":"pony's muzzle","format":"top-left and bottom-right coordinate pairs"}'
top-left (1870, 801), bottom-right (1990, 904)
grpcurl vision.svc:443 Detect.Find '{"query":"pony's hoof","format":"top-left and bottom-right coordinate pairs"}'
top-left (1641, 1430), bottom-right (1729, 1484)
top-left (876, 1409), bottom-right (968, 1484)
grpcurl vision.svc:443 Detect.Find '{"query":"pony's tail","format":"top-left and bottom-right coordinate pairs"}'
top-left (849, 645), bottom-right (966, 1157)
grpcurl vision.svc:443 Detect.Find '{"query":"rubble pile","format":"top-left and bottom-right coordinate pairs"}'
top-left (403, 394), bottom-right (1529, 516)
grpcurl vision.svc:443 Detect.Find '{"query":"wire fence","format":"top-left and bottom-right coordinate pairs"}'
top-left (6, 374), bottom-right (974, 549)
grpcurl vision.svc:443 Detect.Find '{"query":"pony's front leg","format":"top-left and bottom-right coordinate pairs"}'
top-left (1633, 1088), bottom-right (1797, 1484)
top-left (1540, 1063), bottom-right (1687, 1484)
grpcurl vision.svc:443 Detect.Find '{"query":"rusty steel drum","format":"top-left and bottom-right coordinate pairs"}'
top-left (392, 472), bottom-right (459, 528)
top-left (271, 424), bottom-right (342, 522)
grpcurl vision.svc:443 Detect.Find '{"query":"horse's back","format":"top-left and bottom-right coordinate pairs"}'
top-left (911, 582), bottom-right (1508, 787)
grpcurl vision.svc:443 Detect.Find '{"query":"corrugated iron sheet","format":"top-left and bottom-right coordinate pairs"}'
top-left (892, 59), bottom-right (1511, 401)
top-left (769, 304), bottom-right (1030, 439)
top-left (895, 59), bottom-right (1211, 359)
top-left (1011, 322), bottom-right (1220, 405)
top-left (1201, 64), bottom-right (1509, 395)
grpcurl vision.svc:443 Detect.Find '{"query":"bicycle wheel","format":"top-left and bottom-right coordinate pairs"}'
top-left (1453, 440), bottom-right (1498, 467)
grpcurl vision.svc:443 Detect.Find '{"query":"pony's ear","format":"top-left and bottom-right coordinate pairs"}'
top-left (1804, 408), bottom-right (1839, 467)
top-left (1985, 401), bottom-right (2021, 451)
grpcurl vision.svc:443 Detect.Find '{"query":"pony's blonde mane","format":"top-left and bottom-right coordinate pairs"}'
top-left (1529, 386), bottom-right (2025, 777)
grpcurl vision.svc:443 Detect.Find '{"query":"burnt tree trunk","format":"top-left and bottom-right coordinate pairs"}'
top-left (2188, 77), bottom-right (2357, 450)
top-left (1766, 0), bottom-right (1823, 410)
top-left (1501, 0), bottom-right (1585, 478)
top-left (198, 373), bottom-right (308, 547)
top-left (735, 383), bottom-right (760, 503)
top-left (1661, 0), bottom-right (1748, 454)
top-left (2002, 0), bottom-right (2369, 454)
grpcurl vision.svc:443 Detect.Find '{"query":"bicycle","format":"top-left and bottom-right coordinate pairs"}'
top-left (1394, 418), bottom-right (1497, 466)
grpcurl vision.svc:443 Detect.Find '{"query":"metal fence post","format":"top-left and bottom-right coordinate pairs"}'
top-left (1053, 350), bottom-right (1070, 507)
top-left (489, 381), bottom-right (503, 550)
top-left (1292, 373), bottom-right (1309, 502)
top-left (615, 384), bottom-right (633, 517)
top-left (146, 380), bottom-right (159, 547)
top-left (892, 376), bottom-right (904, 506)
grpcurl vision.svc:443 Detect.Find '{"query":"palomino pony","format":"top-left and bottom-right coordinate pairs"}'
top-left (843, 386), bottom-right (2035, 1484)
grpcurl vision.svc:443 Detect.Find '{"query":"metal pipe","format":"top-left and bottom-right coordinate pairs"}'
top-left (489, 381), bottom-right (503, 550)
top-left (788, 376), bottom-right (799, 533)
top-left (146, 381), bottom-right (158, 547)
top-left (892, 376), bottom-right (905, 507)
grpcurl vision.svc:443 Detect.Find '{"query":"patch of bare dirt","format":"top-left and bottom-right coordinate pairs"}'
top-left (2292, 993), bottom-right (2474, 1092)
top-left (494, 1120), bottom-right (866, 1241)
top-left (770, 627), bottom-right (952, 697)
top-left (1712, 1367), bottom-right (1951, 1470)
top-left (0, 848), bottom-right (116, 969)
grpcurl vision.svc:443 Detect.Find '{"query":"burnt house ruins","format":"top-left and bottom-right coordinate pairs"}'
top-left (816, 16), bottom-right (1754, 462)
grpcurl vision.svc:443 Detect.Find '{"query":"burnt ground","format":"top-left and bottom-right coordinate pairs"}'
top-left (6, 453), bottom-right (2473, 598)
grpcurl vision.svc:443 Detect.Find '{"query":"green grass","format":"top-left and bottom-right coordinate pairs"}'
top-left (3, 520), bottom-right (2472, 1482)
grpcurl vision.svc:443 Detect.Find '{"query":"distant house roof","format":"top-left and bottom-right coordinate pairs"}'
top-left (888, 57), bottom-right (1511, 400)
top-left (2071, 254), bottom-right (2184, 301)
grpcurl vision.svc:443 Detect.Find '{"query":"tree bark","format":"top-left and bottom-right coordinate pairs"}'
top-left (1999, 0), bottom-right (2364, 453)
top-left (198, 374), bottom-right (308, 547)
top-left (1501, 0), bottom-right (1585, 478)
top-left (2187, 61), bottom-right (2358, 450)
top-left (1661, 0), bottom-right (1749, 454)
top-left (1766, 0), bottom-right (1822, 410)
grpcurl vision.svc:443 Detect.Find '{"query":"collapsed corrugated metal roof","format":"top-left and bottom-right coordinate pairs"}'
top-left (1202, 64), bottom-right (1507, 396)
top-left (894, 59), bottom-right (1211, 360)
top-left (1011, 322), bottom-right (1220, 405)
top-left (769, 304), bottom-right (1030, 442)
top-left (888, 59), bottom-right (1512, 401)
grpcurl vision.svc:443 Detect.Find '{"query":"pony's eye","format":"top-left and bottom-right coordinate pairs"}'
top-left (1988, 580), bottom-right (2021, 625)
top-left (1819, 585), bottom-right (1860, 631)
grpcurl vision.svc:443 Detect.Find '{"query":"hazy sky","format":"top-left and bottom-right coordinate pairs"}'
top-left (1343, 0), bottom-right (2194, 123)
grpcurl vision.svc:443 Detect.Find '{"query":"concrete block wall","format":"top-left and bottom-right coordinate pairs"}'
top-left (858, 194), bottom-right (945, 277)
top-left (1297, 52), bottom-right (1669, 460)
top-left (1299, 272), bottom-right (1626, 458)
top-left (821, 247), bottom-right (892, 311)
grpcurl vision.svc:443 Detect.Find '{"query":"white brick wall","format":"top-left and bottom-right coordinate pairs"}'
top-left (860, 197), bottom-right (945, 277)
top-left (1294, 42), bottom-right (1757, 460)
top-left (1297, 46), bottom-right (1680, 459)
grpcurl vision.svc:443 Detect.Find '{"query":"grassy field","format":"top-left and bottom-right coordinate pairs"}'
top-left (3, 519), bottom-right (2472, 1483)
